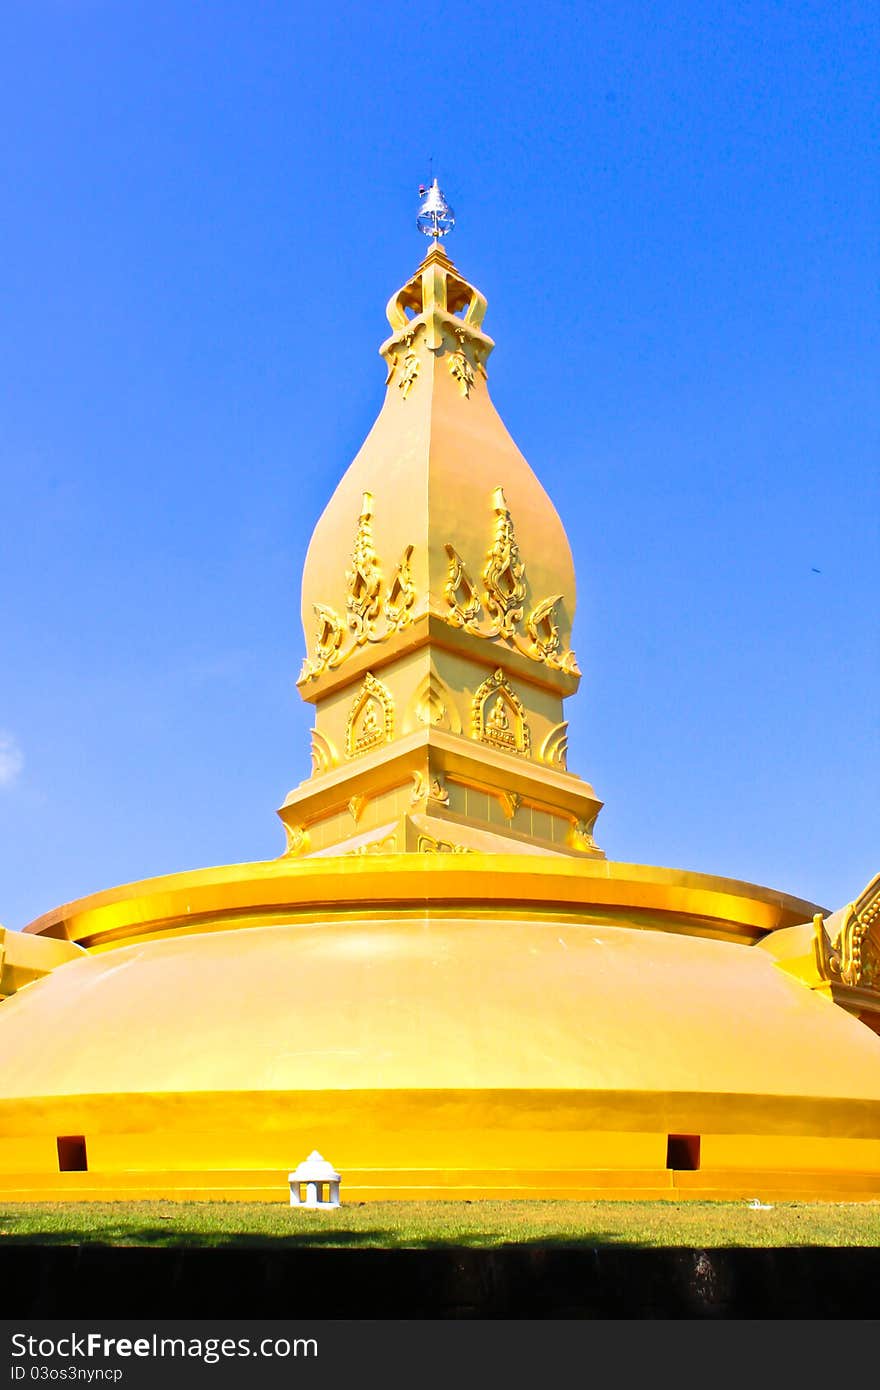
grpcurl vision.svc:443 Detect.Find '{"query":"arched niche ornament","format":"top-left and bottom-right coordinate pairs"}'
top-left (345, 673), bottom-right (394, 759)
top-left (473, 669), bottom-right (530, 756)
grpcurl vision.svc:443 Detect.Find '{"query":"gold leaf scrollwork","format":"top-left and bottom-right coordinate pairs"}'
top-left (284, 824), bottom-right (309, 856)
top-left (815, 875), bottom-right (880, 991)
top-left (571, 819), bottom-right (601, 854)
top-left (299, 602), bottom-right (345, 681)
top-left (346, 491), bottom-right (384, 644)
top-left (428, 777), bottom-right (449, 806)
top-left (444, 544), bottom-right (482, 627)
top-left (527, 595), bottom-right (562, 661)
top-left (346, 833), bottom-right (397, 856)
top-left (520, 596), bottom-right (581, 674)
top-left (448, 348), bottom-right (475, 398)
top-left (473, 669), bottom-right (530, 756)
top-left (399, 350), bottom-right (420, 399)
top-left (483, 487), bottom-right (527, 639)
top-left (383, 544), bottom-right (416, 631)
top-left (418, 835), bottom-right (471, 855)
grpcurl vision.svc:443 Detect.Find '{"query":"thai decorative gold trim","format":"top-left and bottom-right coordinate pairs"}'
top-left (398, 350), bottom-right (420, 399)
top-left (473, 669), bottom-right (531, 757)
top-left (815, 875), bottom-right (880, 991)
top-left (428, 777), bottom-right (449, 806)
top-left (570, 819), bottom-right (601, 854)
top-left (406, 672), bottom-right (461, 734)
top-left (498, 790), bottom-right (522, 821)
top-left (380, 242), bottom-right (494, 367)
top-left (417, 835), bottom-right (471, 855)
top-left (515, 594), bottom-right (580, 673)
top-left (482, 487), bottom-right (527, 639)
top-left (346, 834), bottom-right (397, 856)
top-left (299, 603), bottom-right (345, 681)
top-left (409, 770), bottom-right (450, 808)
top-left (437, 494), bottom-right (581, 675)
top-left (448, 348), bottom-right (475, 397)
top-left (309, 729), bottom-right (338, 777)
top-left (284, 824), bottom-right (309, 856)
top-left (443, 544), bottom-right (482, 628)
top-left (383, 545), bottom-right (416, 630)
top-left (299, 495), bottom-right (419, 685)
top-left (347, 794), bottom-right (367, 823)
top-left (345, 673), bottom-right (394, 759)
top-left (346, 492), bottom-right (383, 644)
top-left (539, 722), bottom-right (569, 770)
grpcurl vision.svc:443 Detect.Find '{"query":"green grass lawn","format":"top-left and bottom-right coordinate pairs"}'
top-left (2, 1200), bottom-right (880, 1248)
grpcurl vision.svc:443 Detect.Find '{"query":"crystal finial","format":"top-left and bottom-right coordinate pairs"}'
top-left (416, 179), bottom-right (455, 239)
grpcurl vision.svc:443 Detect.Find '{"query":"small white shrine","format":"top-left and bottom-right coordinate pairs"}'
top-left (288, 1150), bottom-right (341, 1208)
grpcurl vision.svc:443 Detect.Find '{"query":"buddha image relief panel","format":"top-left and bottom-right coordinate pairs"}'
top-left (345, 674), bottom-right (394, 758)
top-left (473, 670), bottom-right (531, 756)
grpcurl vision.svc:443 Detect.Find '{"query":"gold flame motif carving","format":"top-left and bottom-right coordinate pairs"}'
top-left (383, 544), bottom-right (416, 630)
top-left (346, 492), bottom-right (383, 644)
top-left (399, 350), bottom-right (420, 398)
top-left (298, 603), bottom-right (346, 682)
top-left (443, 544), bottom-right (482, 627)
top-left (815, 874), bottom-right (880, 991)
top-left (448, 349), bottom-right (475, 397)
top-left (300, 495), bottom-right (418, 684)
top-left (482, 487), bottom-right (527, 639)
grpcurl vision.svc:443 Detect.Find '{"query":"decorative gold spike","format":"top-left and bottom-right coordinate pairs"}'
top-left (399, 350), bottom-right (420, 398)
top-left (483, 487), bottom-right (527, 639)
top-left (346, 492), bottom-right (384, 644)
top-left (815, 874), bottom-right (880, 990)
top-left (448, 348), bottom-right (475, 397)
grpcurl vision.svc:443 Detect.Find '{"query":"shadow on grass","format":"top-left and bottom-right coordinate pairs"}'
top-left (0, 1225), bottom-right (654, 1250)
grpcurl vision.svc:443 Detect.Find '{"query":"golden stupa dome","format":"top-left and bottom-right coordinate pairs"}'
top-left (1, 208), bottom-right (879, 1203)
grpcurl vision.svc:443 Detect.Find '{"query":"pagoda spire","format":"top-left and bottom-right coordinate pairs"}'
top-left (278, 197), bottom-right (602, 860)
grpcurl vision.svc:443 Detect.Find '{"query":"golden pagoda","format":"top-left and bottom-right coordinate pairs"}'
top-left (2, 189), bottom-right (880, 1202)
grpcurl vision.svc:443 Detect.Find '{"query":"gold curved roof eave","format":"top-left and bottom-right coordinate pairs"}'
top-left (22, 855), bottom-right (825, 952)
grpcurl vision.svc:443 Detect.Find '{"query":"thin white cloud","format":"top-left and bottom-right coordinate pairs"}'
top-left (0, 732), bottom-right (24, 788)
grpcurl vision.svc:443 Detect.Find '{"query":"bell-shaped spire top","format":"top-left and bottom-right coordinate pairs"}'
top-left (416, 179), bottom-right (455, 239)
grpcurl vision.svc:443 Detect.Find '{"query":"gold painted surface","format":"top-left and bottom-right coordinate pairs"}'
top-left (22, 853), bottom-right (821, 948)
top-left (0, 927), bottom-right (84, 998)
top-left (7, 914), bottom-right (877, 1100)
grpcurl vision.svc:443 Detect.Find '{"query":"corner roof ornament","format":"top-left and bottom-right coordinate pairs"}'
top-left (416, 179), bottom-right (455, 239)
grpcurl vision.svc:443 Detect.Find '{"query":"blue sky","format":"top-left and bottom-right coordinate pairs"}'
top-left (1, 0), bottom-right (877, 928)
